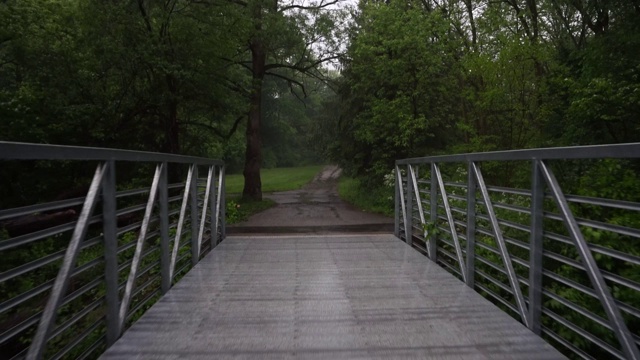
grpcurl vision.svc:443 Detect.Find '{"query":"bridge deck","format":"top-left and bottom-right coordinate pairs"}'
top-left (101, 234), bottom-right (565, 359)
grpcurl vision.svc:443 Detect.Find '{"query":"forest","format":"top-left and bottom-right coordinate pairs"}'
top-left (1, 0), bottom-right (640, 359)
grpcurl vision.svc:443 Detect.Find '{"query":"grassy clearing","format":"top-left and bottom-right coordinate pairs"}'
top-left (225, 165), bottom-right (325, 194)
top-left (338, 177), bottom-right (394, 217)
top-left (224, 165), bottom-right (325, 224)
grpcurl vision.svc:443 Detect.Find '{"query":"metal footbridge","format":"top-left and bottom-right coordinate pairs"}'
top-left (1, 142), bottom-right (639, 359)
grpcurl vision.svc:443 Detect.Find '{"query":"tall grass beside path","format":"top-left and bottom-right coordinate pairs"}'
top-left (338, 177), bottom-right (394, 216)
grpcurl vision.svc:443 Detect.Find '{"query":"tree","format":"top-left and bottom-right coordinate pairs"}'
top-left (226, 0), bottom-right (347, 200)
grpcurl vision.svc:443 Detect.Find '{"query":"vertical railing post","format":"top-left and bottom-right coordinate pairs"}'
top-left (465, 161), bottom-right (476, 288)
top-left (394, 163), bottom-right (400, 238)
top-left (220, 166), bottom-right (226, 240)
top-left (102, 161), bottom-right (119, 347)
top-left (405, 165), bottom-right (413, 245)
top-left (190, 165), bottom-right (199, 266)
top-left (159, 162), bottom-right (171, 295)
top-left (209, 166), bottom-right (217, 248)
top-left (429, 162), bottom-right (437, 262)
top-left (528, 159), bottom-right (544, 335)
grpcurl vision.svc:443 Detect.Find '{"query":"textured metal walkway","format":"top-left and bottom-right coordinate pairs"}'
top-left (101, 234), bottom-right (565, 359)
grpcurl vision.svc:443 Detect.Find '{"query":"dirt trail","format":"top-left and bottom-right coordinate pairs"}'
top-left (229, 165), bottom-right (393, 234)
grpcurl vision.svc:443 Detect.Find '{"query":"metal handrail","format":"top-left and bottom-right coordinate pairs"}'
top-left (395, 143), bottom-right (640, 360)
top-left (0, 142), bottom-right (226, 360)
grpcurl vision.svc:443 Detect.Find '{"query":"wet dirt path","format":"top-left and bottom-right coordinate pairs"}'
top-left (229, 165), bottom-right (393, 234)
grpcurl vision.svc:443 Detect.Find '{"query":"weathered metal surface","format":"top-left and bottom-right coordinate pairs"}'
top-left (102, 234), bottom-right (565, 359)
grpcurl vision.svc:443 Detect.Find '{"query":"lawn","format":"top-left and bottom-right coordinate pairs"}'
top-left (225, 165), bottom-right (325, 194)
top-left (224, 164), bottom-right (325, 224)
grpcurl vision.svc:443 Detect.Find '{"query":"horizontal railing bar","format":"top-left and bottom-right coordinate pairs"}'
top-left (0, 269), bottom-right (104, 344)
top-left (475, 254), bottom-right (508, 277)
top-left (542, 270), bottom-right (640, 318)
top-left (543, 250), bottom-right (640, 292)
top-left (543, 309), bottom-right (625, 359)
top-left (564, 194), bottom-right (640, 212)
top-left (131, 274), bottom-right (160, 301)
top-left (114, 203), bottom-right (147, 218)
top-left (542, 326), bottom-right (596, 360)
top-left (588, 244), bottom-right (640, 265)
top-left (476, 269), bottom-right (514, 295)
top-left (76, 334), bottom-right (106, 360)
top-left (0, 214), bottom-right (102, 252)
top-left (0, 235), bottom-right (102, 283)
top-left (125, 289), bottom-right (161, 323)
top-left (447, 194), bottom-right (466, 202)
top-left (475, 240), bottom-right (500, 256)
top-left (168, 183), bottom-right (186, 190)
top-left (486, 186), bottom-right (532, 197)
top-left (542, 290), bottom-right (612, 332)
top-left (0, 309), bottom-right (39, 343)
top-left (475, 283), bottom-right (520, 316)
top-left (0, 197), bottom-right (85, 221)
top-left (545, 229), bottom-right (640, 265)
top-left (475, 211), bottom-right (531, 233)
top-left (436, 258), bottom-right (463, 278)
top-left (443, 181), bottom-right (467, 188)
top-left (0, 141), bottom-right (223, 165)
top-left (487, 201), bottom-right (531, 215)
top-left (118, 244), bottom-right (160, 274)
top-left (173, 260), bottom-right (192, 280)
top-left (0, 251), bottom-right (104, 315)
top-left (437, 247), bottom-right (458, 263)
top-left (49, 298), bottom-right (104, 341)
top-left (543, 212), bottom-right (640, 239)
top-left (50, 316), bottom-right (104, 360)
top-left (396, 143), bottom-right (640, 164)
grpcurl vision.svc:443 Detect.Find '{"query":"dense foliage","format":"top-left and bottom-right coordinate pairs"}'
top-left (325, 0), bottom-right (640, 181)
top-left (0, 0), bottom-right (343, 196)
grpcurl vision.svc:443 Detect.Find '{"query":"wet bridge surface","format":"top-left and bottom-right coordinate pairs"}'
top-left (101, 234), bottom-right (564, 359)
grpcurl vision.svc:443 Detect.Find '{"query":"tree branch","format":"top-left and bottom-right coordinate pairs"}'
top-left (181, 115), bottom-right (245, 140)
top-left (265, 71), bottom-right (308, 97)
top-left (279, 0), bottom-right (340, 12)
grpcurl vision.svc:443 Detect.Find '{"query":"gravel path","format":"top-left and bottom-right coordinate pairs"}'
top-left (229, 165), bottom-right (393, 234)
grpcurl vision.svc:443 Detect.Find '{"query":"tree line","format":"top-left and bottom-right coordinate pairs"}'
top-left (0, 0), bottom-right (345, 202)
top-left (325, 0), bottom-right (640, 182)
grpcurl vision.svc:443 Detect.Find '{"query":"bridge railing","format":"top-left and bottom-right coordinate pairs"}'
top-left (0, 142), bottom-right (226, 359)
top-left (395, 144), bottom-right (640, 360)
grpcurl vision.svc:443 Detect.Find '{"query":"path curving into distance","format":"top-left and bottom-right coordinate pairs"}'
top-left (229, 165), bottom-right (393, 234)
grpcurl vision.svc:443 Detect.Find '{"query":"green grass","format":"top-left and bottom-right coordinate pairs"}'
top-left (225, 165), bottom-right (325, 194)
top-left (224, 165), bottom-right (325, 224)
top-left (226, 196), bottom-right (277, 224)
top-left (338, 177), bottom-right (394, 217)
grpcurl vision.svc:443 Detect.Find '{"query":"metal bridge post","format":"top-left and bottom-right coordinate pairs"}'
top-left (429, 163), bottom-right (437, 262)
top-left (102, 161), bottom-right (120, 346)
top-left (465, 162), bottom-right (476, 288)
top-left (394, 163), bottom-right (400, 238)
top-left (190, 165), bottom-right (199, 267)
top-left (220, 166), bottom-right (226, 240)
top-left (159, 162), bottom-right (171, 295)
top-left (528, 160), bottom-right (544, 335)
top-left (405, 165), bottom-right (413, 245)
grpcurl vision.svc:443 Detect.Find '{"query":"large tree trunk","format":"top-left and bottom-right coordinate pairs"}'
top-left (243, 35), bottom-right (266, 201)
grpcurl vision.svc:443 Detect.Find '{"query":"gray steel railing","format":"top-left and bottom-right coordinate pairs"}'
top-left (0, 142), bottom-right (226, 359)
top-left (395, 143), bottom-right (640, 360)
